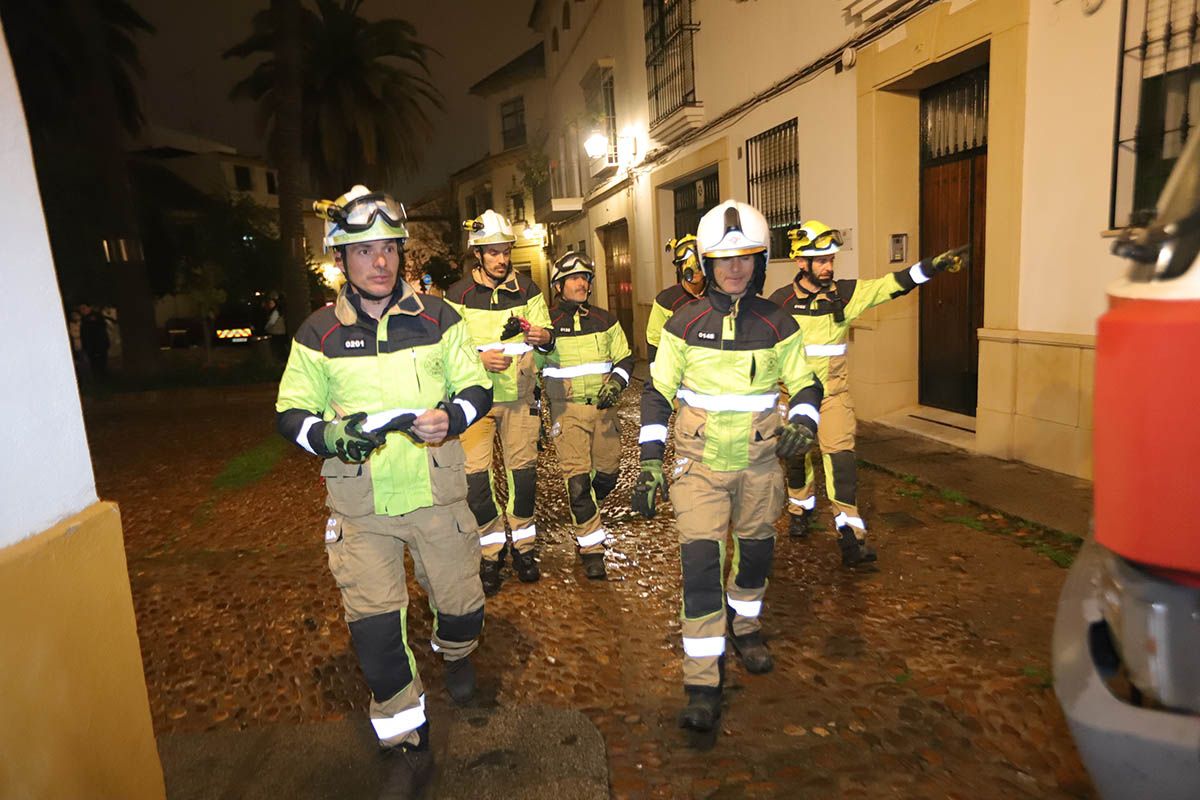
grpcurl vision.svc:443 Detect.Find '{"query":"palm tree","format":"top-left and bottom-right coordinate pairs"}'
top-left (1, 0), bottom-right (160, 374)
top-left (225, 0), bottom-right (443, 195)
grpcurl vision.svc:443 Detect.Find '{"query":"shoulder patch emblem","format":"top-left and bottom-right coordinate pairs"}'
top-left (422, 350), bottom-right (445, 379)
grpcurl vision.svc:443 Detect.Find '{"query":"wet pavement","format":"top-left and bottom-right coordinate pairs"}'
top-left (85, 384), bottom-right (1095, 798)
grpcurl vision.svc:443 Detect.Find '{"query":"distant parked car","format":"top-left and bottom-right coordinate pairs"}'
top-left (212, 300), bottom-right (260, 346)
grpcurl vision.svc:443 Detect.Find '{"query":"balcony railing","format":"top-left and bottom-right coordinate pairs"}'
top-left (644, 0), bottom-right (699, 127)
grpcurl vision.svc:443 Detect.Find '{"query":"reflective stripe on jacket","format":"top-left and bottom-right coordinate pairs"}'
top-left (641, 291), bottom-right (823, 472)
top-left (543, 302), bottom-right (634, 405)
top-left (444, 269), bottom-right (553, 404)
top-left (767, 264), bottom-right (931, 395)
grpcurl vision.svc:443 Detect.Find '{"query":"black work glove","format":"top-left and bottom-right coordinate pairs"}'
top-left (322, 412), bottom-right (384, 463)
top-left (595, 378), bottom-right (622, 410)
top-left (500, 315), bottom-right (525, 340)
top-left (369, 412), bottom-right (423, 445)
top-left (927, 245), bottom-right (969, 274)
top-left (631, 459), bottom-right (668, 519)
top-left (775, 420), bottom-right (816, 460)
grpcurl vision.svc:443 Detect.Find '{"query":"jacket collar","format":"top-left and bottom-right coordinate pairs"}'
top-left (473, 266), bottom-right (520, 295)
top-left (556, 298), bottom-right (589, 318)
top-left (335, 280), bottom-right (425, 327)
top-left (706, 285), bottom-right (748, 315)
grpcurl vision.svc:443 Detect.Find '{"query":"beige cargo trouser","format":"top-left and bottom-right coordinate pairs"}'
top-left (322, 455), bottom-right (484, 748)
top-left (672, 457), bottom-right (784, 689)
top-left (551, 402), bottom-right (622, 555)
top-left (785, 391), bottom-right (868, 543)
top-left (460, 399), bottom-right (541, 560)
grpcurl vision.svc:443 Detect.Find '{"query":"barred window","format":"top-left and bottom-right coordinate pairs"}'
top-left (673, 169), bottom-right (719, 239)
top-left (1113, 0), bottom-right (1200, 226)
top-left (586, 69), bottom-right (619, 166)
top-left (746, 119), bottom-right (800, 258)
top-left (502, 96), bottom-right (526, 150)
top-left (644, 0), bottom-right (699, 125)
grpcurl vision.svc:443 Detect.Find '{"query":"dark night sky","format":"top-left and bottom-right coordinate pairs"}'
top-left (131, 0), bottom-right (539, 201)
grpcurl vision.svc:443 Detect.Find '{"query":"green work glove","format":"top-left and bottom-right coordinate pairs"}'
top-left (928, 244), bottom-right (969, 274)
top-left (775, 420), bottom-right (816, 460)
top-left (595, 378), bottom-right (622, 410)
top-left (322, 412), bottom-right (383, 463)
top-left (631, 459), bottom-right (668, 519)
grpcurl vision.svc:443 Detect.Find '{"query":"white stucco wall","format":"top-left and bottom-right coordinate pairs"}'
top-left (0, 32), bottom-right (97, 547)
top-left (691, 0), bottom-right (853, 126)
top-left (648, 1), bottom-right (861, 298)
top-left (1017, 0), bottom-right (1125, 335)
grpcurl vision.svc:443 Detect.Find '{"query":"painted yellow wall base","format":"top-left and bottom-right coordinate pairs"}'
top-left (0, 502), bottom-right (164, 799)
top-left (977, 328), bottom-right (1095, 479)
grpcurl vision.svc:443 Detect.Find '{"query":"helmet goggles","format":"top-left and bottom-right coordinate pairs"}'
top-left (329, 192), bottom-right (407, 233)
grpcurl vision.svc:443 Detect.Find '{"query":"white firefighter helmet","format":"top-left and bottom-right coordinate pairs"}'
top-left (696, 200), bottom-right (770, 260)
top-left (314, 185), bottom-right (408, 250)
top-left (464, 209), bottom-right (517, 247)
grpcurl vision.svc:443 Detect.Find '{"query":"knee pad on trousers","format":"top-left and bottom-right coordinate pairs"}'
top-left (567, 474), bottom-right (597, 524)
top-left (733, 537), bottom-right (775, 590)
top-left (681, 540), bottom-right (723, 619)
top-left (828, 450), bottom-right (858, 505)
top-left (785, 453), bottom-right (809, 489)
top-left (592, 471), bottom-right (619, 503)
top-left (510, 467), bottom-right (537, 518)
top-left (348, 611), bottom-right (414, 702)
top-left (466, 471), bottom-right (499, 527)
top-left (435, 606), bottom-right (484, 645)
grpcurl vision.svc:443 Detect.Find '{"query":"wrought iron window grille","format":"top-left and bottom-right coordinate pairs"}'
top-left (746, 118), bottom-right (801, 258)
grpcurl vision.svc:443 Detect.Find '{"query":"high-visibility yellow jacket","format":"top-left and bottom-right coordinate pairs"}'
top-left (767, 263), bottom-right (934, 396)
top-left (645, 283), bottom-right (703, 364)
top-left (641, 289), bottom-right (823, 472)
top-left (276, 283), bottom-right (492, 516)
top-left (542, 300), bottom-right (634, 406)
top-left (444, 268), bottom-right (554, 404)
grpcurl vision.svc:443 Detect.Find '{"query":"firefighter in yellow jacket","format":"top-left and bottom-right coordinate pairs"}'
top-left (276, 186), bottom-right (493, 793)
top-left (645, 234), bottom-right (705, 366)
top-left (541, 251), bottom-right (634, 580)
top-left (635, 201), bottom-right (822, 732)
top-left (767, 220), bottom-right (966, 567)
top-left (445, 211), bottom-right (555, 594)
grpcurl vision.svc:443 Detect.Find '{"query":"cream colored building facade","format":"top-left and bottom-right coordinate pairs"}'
top-left (452, 43), bottom-right (553, 291)
top-left (514, 0), bottom-right (1149, 481)
top-left (0, 26), bottom-right (165, 799)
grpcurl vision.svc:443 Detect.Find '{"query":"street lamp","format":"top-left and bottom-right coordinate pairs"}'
top-left (583, 131), bottom-right (609, 160)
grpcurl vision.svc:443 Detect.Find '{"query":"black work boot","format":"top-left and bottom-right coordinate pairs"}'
top-left (379, 726), bottom-right (434, 799)
top-left (678, 685), bottom-right (722, 732)
top-left (580, 552), bottom-right (607, 580)
top-left (838, 528), bottom-right (878, 568)
top-left (444, 656), bottom-right (476, 705)
top-left (729, 629), bottom-right (774, 674)
top-left (480, 557), bottom-right (503, 596)
top-left (787, 511), bottom-right (811, 539)
top-left (511, 548), bottom-right (540, 583)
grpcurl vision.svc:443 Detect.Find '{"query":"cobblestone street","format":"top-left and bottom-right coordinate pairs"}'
top-left (86, 384), bottom-right (1095, 799)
